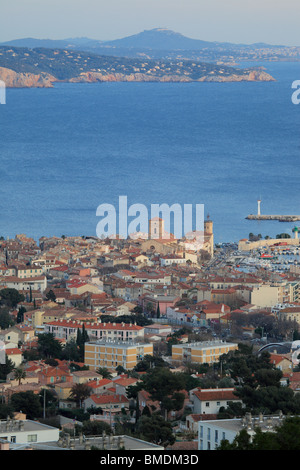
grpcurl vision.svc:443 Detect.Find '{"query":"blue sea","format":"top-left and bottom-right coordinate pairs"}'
top-left (0, 61), bottom-right (299, 243)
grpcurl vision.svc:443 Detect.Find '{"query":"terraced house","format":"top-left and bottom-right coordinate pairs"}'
top-left (44, 319), bottom-right (144, 342)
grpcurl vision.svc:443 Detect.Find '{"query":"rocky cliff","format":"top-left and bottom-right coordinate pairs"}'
top-left (0, 66), bottom-right (274, 88)
top-left (0, 67), bottom-right (56, 88)
top-left (69, 69), bottom-right (275, 84)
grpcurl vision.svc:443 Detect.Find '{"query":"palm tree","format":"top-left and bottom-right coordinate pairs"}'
top-left (69, 383), bottom-right (91, 408)
top-left (14, 367), bottom-right (26, 386)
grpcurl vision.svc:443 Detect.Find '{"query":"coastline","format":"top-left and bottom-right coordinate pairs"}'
top-left (0, 66), bottom-right (275, 88)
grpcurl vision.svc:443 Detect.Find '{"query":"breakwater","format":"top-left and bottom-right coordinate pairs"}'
top-left (246, 215), bottom-right (300, 222)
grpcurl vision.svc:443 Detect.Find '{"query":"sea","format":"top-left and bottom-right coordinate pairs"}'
top-left (0, 61), bottom-right (299, 244)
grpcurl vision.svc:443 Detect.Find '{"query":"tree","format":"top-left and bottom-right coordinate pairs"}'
top-left (134, 354), bottom-right (167, 372)
top-left (45, 290), bottom-right (56, 302)
top-left (37, 333), bottom-right (62, 359)
top-left (80, 420), bottom-right (112, 436)
top-left (218, 417), bottom-right (300, 451)
top-left (0, 356), bottom-right (15, 381)
top-left (61, 338), bottom-right (81, 362)
top-left (76, 328), bottom-right (82, 346)
top-left (17, 306), bottom-right (26, 323)
top-left (234, 384), bottom-right (300, 415)
top-left (253, 368), bottom-right (282, 388)
top-left (0, 288), bottom-right (25, 308)
top-left (76, 325), bottom-right (89, 362)
top-left (116, 365), bottom-right (127, 375)
top-left (218, 401), bottom-right (245, 419)
top-left (69, 383), bottom-right (91, 408)
top-left (156, 303), bottom-right (160, 319)
top-left (81, 324), bottom-right (89, 343)
top-left (0, 403), bottom-right (14, 419)
top-left (217, 428), bottom-right (253, 450)
top-left (136, 413), bottom-right (175, 447)
top-left (140, 367), bottom-right (186, 419)
top-left (14, 367), bottom-right (26, 385)
top-left (0, 308), bottom-right (14, 329)
top-left (10, 391), bottom-right (42, 420)
top-left (96, 367), bottom-right (112, 379)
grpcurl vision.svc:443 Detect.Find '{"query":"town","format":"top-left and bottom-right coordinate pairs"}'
top-left (1, 216), bottom-right (300, 451)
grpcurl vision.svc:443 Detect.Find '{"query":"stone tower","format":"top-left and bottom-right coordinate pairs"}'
top-left (149, 217), bottom-right (164, 239)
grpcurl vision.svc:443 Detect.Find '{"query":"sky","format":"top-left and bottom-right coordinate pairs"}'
top-left (0, 0), bottom-right (299, 46)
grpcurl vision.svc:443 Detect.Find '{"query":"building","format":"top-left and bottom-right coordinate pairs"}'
top-left (0, 418), bottom-right (59, 448)
top-left (198, 412), bottom-right (285, 450)
top-left (56, 433), bottom-right (164, 451)
top-left (84, 339), bottom-right (153, 370)
top-left (0, 275), bottom-right (47, 293)
top-left (44, 319), bottom-right (144, 342)
top-left (4, 347), bottom-right (23, 367)
top-left (149, 217), bottom-right (165, 239)
top-left (37, 366), bottom-right (73, 385)
top-left (141, 294), bottom-right (181, 316)
top-left (144, 323), bottom-right (172, 336)
top-left (192, 388), bottom-right (242, 415)
top-left (160, 255), bottom-right (186, 266)
top-left (251, 284), bottom-right (288, 308)
top-left (172, 340), bottom-right (238, 366)
top-left (71, 370), bottom-right (103, 384)
top-left (83, 394), bottom-right (129, 414)
top-left (13, 265), bottom-right (44, 279)
top-left (277, 306), bottom-right (300, 325)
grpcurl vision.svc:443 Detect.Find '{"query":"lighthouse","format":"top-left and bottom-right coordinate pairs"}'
top-left (257, 199), bottom-right (261, 216)
top-left (293, 226), bottom-right (299, 239)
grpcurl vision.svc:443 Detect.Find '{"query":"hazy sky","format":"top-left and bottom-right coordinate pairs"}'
top-left (0, 0), bottom-right (299, 45)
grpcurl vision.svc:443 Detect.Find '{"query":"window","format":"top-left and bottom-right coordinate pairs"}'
top-left (205, 402), bottom-right (210, 407)
top-left (28, 434), bottom-right (37, 442)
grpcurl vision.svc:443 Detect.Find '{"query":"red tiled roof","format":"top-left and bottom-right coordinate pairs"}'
top-left (46, 320), bottom-right (142, 331)
top-left (87, 379), bottom-right (113, 389)
top-left (5, 348), bottom-right (22, 355)
top-left (193, 389), bottom-right (237, 401)
top-left (89, 394), bottom-right (129, 405)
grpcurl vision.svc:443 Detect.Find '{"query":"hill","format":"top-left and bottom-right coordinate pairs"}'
top-left (102, 28), bottom-right (221, 50)
top-left (1, 29), bottom-right (299, 63)
top-left (0, 45), bottom-right (275, 88)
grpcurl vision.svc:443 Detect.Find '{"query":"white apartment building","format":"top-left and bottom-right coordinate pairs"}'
top-left (198, 412), bottom-right (285, 450)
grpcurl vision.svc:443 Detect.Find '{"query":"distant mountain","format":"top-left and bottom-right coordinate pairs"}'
top-left (1, 38), bottom-right (70, 49)
top-left (102, 28), bottom-right (222, 50)
top-left (0, 29), bottom-right (282, 52)
top-left (1, 29), bottom-right (298, 63)
top-left (1, 37), bottom-right (98, 49)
